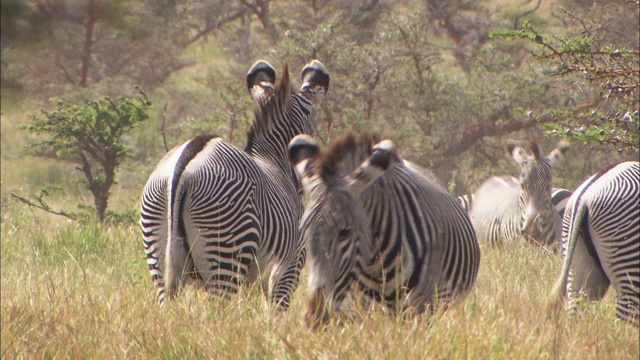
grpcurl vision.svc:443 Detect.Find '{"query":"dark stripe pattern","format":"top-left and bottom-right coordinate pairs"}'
top-left (141, 60), bottom-right (327, 308)
top-left (557, 161), bottom-right (639, 326)
top-left (295, 132), bottom-right (480, 325)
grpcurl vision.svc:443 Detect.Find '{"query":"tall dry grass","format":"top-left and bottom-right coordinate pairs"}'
top-left (2, 207), bottom-right (638, 359)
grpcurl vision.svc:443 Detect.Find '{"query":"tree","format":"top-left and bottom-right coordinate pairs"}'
top-left (491, 8), bottom-right (639, 152)
top-left (19, 88), bottom-right (151, 222)
top-left (2, 0), bottom-right (188, 98)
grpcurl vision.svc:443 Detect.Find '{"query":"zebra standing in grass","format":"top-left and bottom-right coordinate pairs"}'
top-left (548, 161), bottom-right (639, 326)
top-left (288, 131), bottom-right (481, 327)
top-left (140, 60), bottom-right (329, 308)
top-left (469, 136), bottom-right (569, 247)
top-left (457, 187), bottom-right (573, 218)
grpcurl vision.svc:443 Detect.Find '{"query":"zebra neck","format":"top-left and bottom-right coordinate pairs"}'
top-left (246, 94), bottom-right (312, 177)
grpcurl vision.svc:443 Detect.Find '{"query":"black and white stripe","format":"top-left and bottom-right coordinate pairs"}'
top-left (141, 60), bottom-right (329, 308)
top-left (469, 137), bottom-right (569, 247)
top-left (458, 187), bottom-right (573, 217)
top-left (289, 132), bottom-right (481, 327)
top-left (548, 161), bottom-right (639, 326)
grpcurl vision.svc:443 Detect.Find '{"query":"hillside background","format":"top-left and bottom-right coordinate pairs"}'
top-left (1, 0), bottom-right (639, 217)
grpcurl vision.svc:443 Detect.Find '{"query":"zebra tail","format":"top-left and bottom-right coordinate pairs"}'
top-left (162, 135), bottom-right (215, 302)
top-left (546, 176), bottom-right (598, 312)
top-left (164, 167), bottom-right (189, 301)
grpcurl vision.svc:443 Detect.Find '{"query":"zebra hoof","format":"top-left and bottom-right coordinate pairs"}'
top-left (301, 60), bottom-right (330, 94)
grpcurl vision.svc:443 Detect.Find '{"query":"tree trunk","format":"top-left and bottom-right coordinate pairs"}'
top-left (79, 0), bottom-right (97, 87)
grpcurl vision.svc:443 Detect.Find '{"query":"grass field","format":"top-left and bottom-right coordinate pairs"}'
top-left (1, 205), bottom-right (638, 359)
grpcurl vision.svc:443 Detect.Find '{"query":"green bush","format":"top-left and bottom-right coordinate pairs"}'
top-left (20, 88), bottom-right (151, 222)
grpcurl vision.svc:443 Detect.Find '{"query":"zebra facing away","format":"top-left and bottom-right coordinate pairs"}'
top-left (548, 161), bottom-right (639, 326)
top-left (457, 187), bottom-right (573, 218)
top-left (469, 136), bottom-right (569, 247)
top-left (288, 131), bottom-right (481, 328)
top-left (140, 59), bottom-right (330, 308)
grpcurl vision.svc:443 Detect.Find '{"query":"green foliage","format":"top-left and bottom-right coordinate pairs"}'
top-left (20, 88), bottom-right (151, 221)
top-left (24, 91), bottom-right (150, 159)
top-left (3, 0), bottom-right (638, 204)
top-left (492, 15), bottom-right (639, 151)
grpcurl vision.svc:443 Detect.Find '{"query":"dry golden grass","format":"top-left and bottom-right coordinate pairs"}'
top-left (1, 207), bottom-right (638, 359)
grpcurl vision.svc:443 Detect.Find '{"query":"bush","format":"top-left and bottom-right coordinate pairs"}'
top-left (20, 88), bottom-right (152, 222)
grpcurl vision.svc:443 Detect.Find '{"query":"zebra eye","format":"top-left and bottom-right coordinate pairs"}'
top-left (338, 228), bottom-right (351, 239)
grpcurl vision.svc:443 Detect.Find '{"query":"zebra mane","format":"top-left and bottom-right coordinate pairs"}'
top-left (315, 131), bottom-right (382, 183)
top-left (528, 134), bottom-right (541, 160)
top-left (245, 63), bottom-right (294, 151)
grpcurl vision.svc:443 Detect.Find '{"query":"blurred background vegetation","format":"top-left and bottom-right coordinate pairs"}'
top-left (1, 0), bottom-right (638, 220)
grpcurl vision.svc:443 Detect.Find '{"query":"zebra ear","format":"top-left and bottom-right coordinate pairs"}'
top-left (546, 141), bottom-right (570, 168)
top-left (300, 60), bottom-right (330, 98)
top-left (289, 134), bottom-right (321, 180)
top-left (508, 141), bottom-right (531, 165)
top-left (346, 139), bottom-right (394, 196)
top-left (247, 60), bottom-right (277, 104)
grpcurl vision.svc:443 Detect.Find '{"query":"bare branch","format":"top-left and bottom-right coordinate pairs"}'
top-left (189, 7), bottom-right (248, 45)
top-left (513, 0), bottom-right (542, 30)
top-left (11, 193), bottom-right (77, 220)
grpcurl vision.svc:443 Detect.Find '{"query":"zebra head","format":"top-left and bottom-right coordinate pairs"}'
top-left (508, 136), bottom-right (569, 239)
top-left (288, 132), bottom-right (395, 328)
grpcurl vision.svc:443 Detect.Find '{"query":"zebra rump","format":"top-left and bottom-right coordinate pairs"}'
top-left (548, 161), bottom-right (639, 327)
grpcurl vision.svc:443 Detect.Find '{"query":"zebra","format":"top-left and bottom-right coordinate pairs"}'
top-left (550, 188), bottom-right (572, 218)
top-left (288, 131), bottom-right (481, 327)
top-left (457, 187), bottom-right (573, 218)
top-left (140, 59), bottom-right (330, 308)
top-left (469, 136), bottom-right (569, 247)
top-left (547, 161), bottom-right (639, 326)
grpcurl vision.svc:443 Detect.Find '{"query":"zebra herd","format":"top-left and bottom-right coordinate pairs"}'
top-left (140, 59), bottom-right (639, 327)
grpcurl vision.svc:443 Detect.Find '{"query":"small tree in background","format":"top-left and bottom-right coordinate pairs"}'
top-left (18, 88), bottom-right (152, 222)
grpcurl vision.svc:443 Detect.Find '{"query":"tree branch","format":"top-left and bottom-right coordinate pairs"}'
top-left (513, 0), bottom-right (542, 30)
top-left (189, 7), bottom-right (248, 45)
top-left (11, 193), bottom-right (77, 220)
top-left (441, 106), bottom-right (544, 158)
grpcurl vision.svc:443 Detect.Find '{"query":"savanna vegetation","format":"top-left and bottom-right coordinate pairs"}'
top-left (2, 0), bottom-right (639, 358)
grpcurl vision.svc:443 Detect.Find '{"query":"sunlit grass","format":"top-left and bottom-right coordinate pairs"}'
top-left (2, 207), bottom-right (638, 359)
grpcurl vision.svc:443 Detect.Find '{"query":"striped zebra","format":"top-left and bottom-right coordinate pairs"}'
top-left (288, 131), bottom-right (481, 327)
top-left (469, 136), bottom-right (569, 247)
top-left (457, 187), bottom-right (573, 218)
top-left (140, 59), bottom-right (330, 308)
top-left (548, 161), bottom-right (639, 326)
top-left (550, 188), bottom-right (572, 218)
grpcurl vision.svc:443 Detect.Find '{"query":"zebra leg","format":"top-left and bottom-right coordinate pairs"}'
top-left (270, 247), bottom-right (306, 310)
top-left (566, 232), bottom-right (610, 309)
top-left (615, 277), bottom-right (640, 326)
top-left (141, 183), bottom-right (169, 305)
top-left (141, 171), bottom-right (173, 305)
top-left (189, 232), bottom-right (258, 300)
